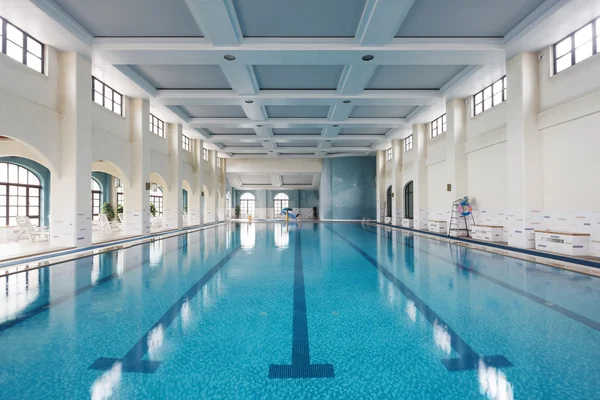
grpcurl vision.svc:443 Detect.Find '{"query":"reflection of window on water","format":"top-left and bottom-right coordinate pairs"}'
top-left (1, 269), bottom-right (40, 323)
top-left (91, 255), bottom-right (101, 286)
top-left (273, 223), bottom-right (289, 248)
top-left (478, 361), bottom-right (514, 400)
top-left (240, 223), bottom-right (255, 249)
top-left (149, 240), bottom-right (163, 266)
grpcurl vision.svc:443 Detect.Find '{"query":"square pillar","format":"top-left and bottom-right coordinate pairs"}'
top-left (124, 98), bottom-right (151, 236)
top-left (445, 98), bottom-right (468, 201)
top-left (51, 52), bottom-right (93, 248)
top-left (413, 124), bottom-right (428, 230)
top-left (391, 139), bottom-right (403, 225)
top-left (376, 150), bottom-right (385, 221)
top-left (188, 140), bottom-right (204, 225)
top-left (164, 123), bottom-right (183, 230)
top-left (506, 53), bottom-right (542, 248)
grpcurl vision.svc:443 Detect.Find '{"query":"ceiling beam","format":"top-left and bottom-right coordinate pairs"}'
top-left (220, 64), bottom-right (260, 95)
top-left (337, 64), bottom-right (378, 95)
top-left (188, 118), bottom-right (407, 128)
top-left (225, 147), bottom-right (373, 153)
top-left (356, 0), bottom-right (416, 46)
top-left (183, 0), bottom-right (243, 46)
top-left (270, 174), bottom-right (282, 187)
top-left (208, 134), bottom-right (387, 142)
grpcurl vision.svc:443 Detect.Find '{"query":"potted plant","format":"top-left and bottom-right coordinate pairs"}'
top-left (116, 204), bottom-right (123, 215)
top-left (101, 202), bottom-right (116, 221)
top-left (150, 203), bottom-right (157, 217)
top-left (234, 205), bottom-right (241, 219)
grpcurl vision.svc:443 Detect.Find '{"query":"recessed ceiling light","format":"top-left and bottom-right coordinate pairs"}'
top-left (257, 124), bottom-right (263, 127)
top-left (343, 100), bottom-right (351, 104)
top-left (333, 125), bottom-right (339, 128)
top-left (245, 100), bottom-right (254, 104)
top-left (224, 54), bottom-right (236, 61)
top-left (362, 55), bottom-right (374, 61)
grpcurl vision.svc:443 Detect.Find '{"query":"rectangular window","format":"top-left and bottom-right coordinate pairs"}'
top-left (149, 114), bottom-right (165, 138)
top-left (203, 148), bottom-right (208, 161)
top-left (404, 135), bottom-right (413, 152)
top-left (0, 16), bottom-right (44, 73)
top-left (216, 157), bottom-right (220, 167)
top-left (182, 135), bottom-right (190, 151)
top-left (386, 148), bottom-right (392, 161)
top-left (92, 77), bottom-right (123, 115)
top-left (431, 114), bottom-right (447, 138)
top-left (473, 77), bottom-right (506, 116)
top-left (554, 17), bottom-right (599, 74)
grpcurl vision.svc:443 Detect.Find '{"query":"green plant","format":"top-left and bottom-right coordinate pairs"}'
top-left (234, 205), bottom-right (241, 218)
top-left (116, 204), bottom-right (123, 215)
top-left (101, 202), bottom-right (115, 221)
top-left (150, 203), bottom-right (157, 217)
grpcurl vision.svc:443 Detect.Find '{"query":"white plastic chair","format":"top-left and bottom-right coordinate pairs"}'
top-left (14, 216), bottom-right (49, 242)
top-left (99, 214), bottom-right (121, 232)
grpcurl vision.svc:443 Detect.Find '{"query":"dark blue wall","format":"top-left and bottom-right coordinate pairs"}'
top-left (92, 171), bottom-right (112, 205)
top-left (319, 156), bottom-right (376, 220)
top-left (0, 156), bottom-right (51, 226)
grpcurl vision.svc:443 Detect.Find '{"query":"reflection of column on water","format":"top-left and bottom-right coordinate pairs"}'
top-left (1, 269), bottom-right (42, 323)
top-left (405, 300), bottom-right (417, 323)
top-left (241, 223), bottom-right (256, 249)
top-left (89, 361), bottom-right (122, 400)
top-left (91, 255), bottom-right (100, 286)
top-left (147, 323), bottom-right (165, 360)
top-left (179, 268), bottom-right (226, 335)
top-left (274, 223), bottom-right (289, 249)
top-left (149, 239), bottom-right (164, 267)
top-left (115, 249), bottom-right (124, 278)
top-left (478, 360), bottom-right (514, 400)
top-left (433, 320), bottom-right (451, 355)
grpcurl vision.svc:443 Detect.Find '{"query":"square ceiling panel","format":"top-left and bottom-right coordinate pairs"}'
top-left (220, 142), bottom-right (263, 148)
top-left (53, 0), bottom-right (203, 37)
top-left (367, 66), bottom-right (466, 90)
top-left (349, 106), bottom-right (417, 118)
top-left (182, 105), bottom-right (247, 118)
top-left (396, 0), bottom-right (545, 37)
top-left (266, 106), bottom-right (330, 119)
top-left (239, 175), bottom-right (271, 185)
top-left (340, 128), bottom-right (390, 135)
top-left (281, 175), bottom-right (313, 185)
top-left (332, 141), bottom-right (373, 148)
top-left (272, 128), bottom-right (323, 135)
top-left (254, 65), bottom-right (344, 89)
top-left (132, 65), bottom-right (230, 89)
top-left (206, 128), bottom-right (256, 135)
top-left (233, 0), bottom-right (367, 37)
top-left (277, 142), bottom-right (318, 148)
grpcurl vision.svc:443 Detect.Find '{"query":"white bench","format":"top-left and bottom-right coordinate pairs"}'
top-left (534, 230), bottom-right (590, 256)
top-left (471, 225), bottom-right (504, 242)
top-left (402, 218), bottom-right (413, 228)
top-left (428, 220), bottom-right (447, 234)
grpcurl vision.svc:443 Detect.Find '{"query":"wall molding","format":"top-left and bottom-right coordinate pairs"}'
top-left (538, 88), bottom-right (600, 130)
top-left (465, 126), bottom-right (506, 154)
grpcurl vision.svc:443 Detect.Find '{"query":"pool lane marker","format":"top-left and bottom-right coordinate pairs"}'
top-left (328, 227), bottom-right (512, 372)
top-left (268, 230), bottom-right (335, 379)
top-left (362, 225), bottom-right (600, 333)
top-left (89, 246), bottom-right (241, 374)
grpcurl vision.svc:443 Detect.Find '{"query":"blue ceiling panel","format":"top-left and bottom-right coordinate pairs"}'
top-left (366, 65), bottom-right (466, 90)
top-left (133, 65), bottom-right (231, 89)
top-left (182, 106), bottom-right (247, 118)
top-left (396, 0), bottom-right (546, 37)
top-left (349, 106), bottom-right (417, 118)
top-left (255, 65), bottom-right (344, 89)
top-left (272, 128), bottom-right (323, 135)
top-left (266, 106), bottom-right (330, 118)
top-left (233, 0), bottom-right (367, 37)
top-left (53, 0), bottom-right (203, 37)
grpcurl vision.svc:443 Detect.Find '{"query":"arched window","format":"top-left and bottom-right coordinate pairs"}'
top-left (404, 181), bottom-right (414, 219)
top-left (274, 193), bottom-right (289, 212)
top-left (240, 193), bottom-right (255, 216)
top-left (0, 162), bottom-right (41, 226)
top-left (91, 178), bottom-right (102, 220)
top-left (386, 186), bottom-right (392, 218)
top-left (149, 185), bottom-right (164, 216)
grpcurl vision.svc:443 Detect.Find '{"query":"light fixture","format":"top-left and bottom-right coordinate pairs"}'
top-left (362, 54), bottom-right (374, 61)
top-left (343, 100), bottom-right (351, 104)
top-left (245, 100), bottom-right (254, 104)
top-left (333, 125), bottom-right (339, 128)
top-left (257, 124), bottom-right (263, 127)
top-left (224, 54), bottom-right (236, 61)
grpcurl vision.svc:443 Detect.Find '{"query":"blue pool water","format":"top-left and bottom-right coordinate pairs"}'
top-left (1, 222), bottom-right (600, 399)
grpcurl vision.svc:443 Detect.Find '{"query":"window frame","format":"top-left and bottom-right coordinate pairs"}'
top-left (91, 178), bottom-right (102, 221)
top-left (216, 157), bottom-right (220, 168)
top-left (553, 17), bottom-right (599, 74)
top-left (431, 114), bottom-right (447, 138)
top-left (149, 186), bottom-right (164, 217)
top-left (203, 148), bottom-right (208, 161)
top-left (473, 76), bottom-right (506, 116)
top-left (240, 193), bottom-right (255, 216)
top-left (404, 135), bottom-right (413, 152)
top-left (0, 162), bottom-right (42, 227)
top-left (274, 192), bottom-right (289, 213)
top-left (92, 77), bottom-right (123, 116)
top-left (182, 134), bottom-right (190, 151)
top-left (149, 113), bottom-right (165, 138)
top-left (386, 148), bottom-right (392, 161)
top-left (0, 16), bottom-right (45, 74)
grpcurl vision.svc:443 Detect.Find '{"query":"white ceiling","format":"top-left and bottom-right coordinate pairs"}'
top-left (9, 0), bottom-right (596, 158)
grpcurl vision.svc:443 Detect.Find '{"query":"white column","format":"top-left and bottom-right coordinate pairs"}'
top-left (391, 139), bottom-right (403, 225)
top-left (375, 150), bottom-right (385, 221)
top-left (124, 98), bottom-right (151, 236)
top-left (164, 123), bottom-right (183, 230)
top-left (413, 123), bottom-right (428, 230)
top-left (506, 52), bottom-right (542, 248)
top-left (211, 151), bottom-right (219, 222)
top-left (188, 139), bottom-right (204, 226)
top-left (445, 98), bottom-right (468, 201)
top-left (51, 52), bottom-right (93, 248)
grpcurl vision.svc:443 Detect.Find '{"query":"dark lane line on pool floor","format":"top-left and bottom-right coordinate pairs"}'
top-left (361, 225), bottom-right (600, 333)
top-left (328, 226), bottom-right (512, 372)
top-left (90, 246), bottom-right (242, 374)
top-left (269, 229), bottom-right (335, 379)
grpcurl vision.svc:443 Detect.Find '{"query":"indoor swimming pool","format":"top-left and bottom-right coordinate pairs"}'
top-left (1, 222), bottom-right (599, 399)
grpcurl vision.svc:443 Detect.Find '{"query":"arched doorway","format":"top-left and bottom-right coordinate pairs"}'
top-left (386, 186), bottom-right (392, 218)
top-left (404, 181), bottom-right (414, 219)
top-left (0, 162), bottom-right (43, 226)
top-left (149, 185), bottom-right (164, 217)
top-left (240, 193), bottom-right (255, 217)
top-left (91, 178), bottom-right (102, 220)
